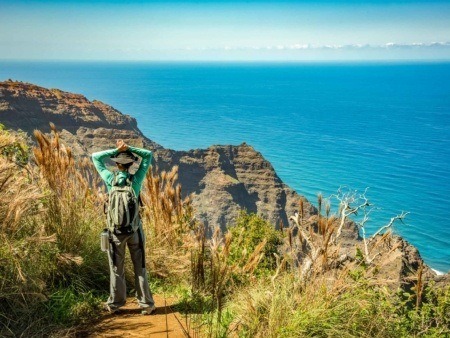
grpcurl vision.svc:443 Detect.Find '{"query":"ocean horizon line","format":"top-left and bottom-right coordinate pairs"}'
top-left (2, 59), bottom-right (450, 65)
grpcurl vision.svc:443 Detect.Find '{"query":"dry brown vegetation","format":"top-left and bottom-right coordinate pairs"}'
top-left (34, 124), bottom-right (105, 259)
top-left (0, 124), bottom-right (270, 336)
top-left (0, 124), bottom-right (448, 338)
top-left (140, 165), bottom-right (195, 280)
top-left (0, 124), bottom-right (111, 335)
top-left (199, 194), bottom-right (450, 338)
top-left (0, 127), bottom-right (47, 326)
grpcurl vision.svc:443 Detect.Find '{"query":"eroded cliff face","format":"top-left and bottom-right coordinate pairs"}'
top-left (155, 145), bottom-right (316, 229)
top-left (0, 81), bottom-right (162, 155)
top-left (0, 80), bottom-right (316, 230)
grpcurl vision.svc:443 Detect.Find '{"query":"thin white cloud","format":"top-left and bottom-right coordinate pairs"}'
top-left (383, 42), bottom-right (450, 49)
top-left (180, 42), bottom-right (450, 51)
top-left (289, 44), bottom-right (310, 50)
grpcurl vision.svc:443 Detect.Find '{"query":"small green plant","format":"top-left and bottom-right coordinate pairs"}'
top-left (45, 287), bottom-right (102, 325)
top-left (227, 210), bottom-right (283, 274)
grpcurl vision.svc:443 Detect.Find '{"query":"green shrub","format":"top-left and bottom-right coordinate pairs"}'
top-left (397, 283), bottom-right (450, 337)
top-left (212, 271), bottom-right (450, 338)
top-left (45, 287), bottom-right (103, 325)
top-left (227, 210), bottom-right (282, 274)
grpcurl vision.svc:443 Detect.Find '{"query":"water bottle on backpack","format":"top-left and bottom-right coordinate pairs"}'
top-left (100, 229), bottom-right (110, 252)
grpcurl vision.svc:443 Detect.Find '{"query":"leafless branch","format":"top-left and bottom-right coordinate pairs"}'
top-left (369, 211), bottom-right (409, 242)
top-left (332, 187), bottom-right (370, 242)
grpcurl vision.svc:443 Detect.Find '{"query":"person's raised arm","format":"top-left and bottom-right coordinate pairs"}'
top-left (128, 145), bottom-right (152, 192)
top-left (91, 148), bottom-right (117, 185)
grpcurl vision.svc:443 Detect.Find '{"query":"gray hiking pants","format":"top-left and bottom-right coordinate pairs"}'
top-left (106, 226), bottom-right (154, 310)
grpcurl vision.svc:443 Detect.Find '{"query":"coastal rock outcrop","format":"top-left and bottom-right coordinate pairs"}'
top-left (0, 80), bottom-right (316, 230)
top-left (155, 144), bottom-right (316, 228)
top-left (0, 81), bottom-right (162, 155)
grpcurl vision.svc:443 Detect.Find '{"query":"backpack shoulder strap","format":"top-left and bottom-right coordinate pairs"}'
top-left (125, 173), bottom-right (133, 187)
top-left (129, 174), bottom-right (143, 205)
top-left (111, 171), bottom-right (119, 187)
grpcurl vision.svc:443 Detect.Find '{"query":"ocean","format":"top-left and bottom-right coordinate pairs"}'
top-left (1, 61), bottom-right (449, 273)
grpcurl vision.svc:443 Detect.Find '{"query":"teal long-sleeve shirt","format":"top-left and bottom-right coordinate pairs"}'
top-left (91, 146), bottom-right (152, 196)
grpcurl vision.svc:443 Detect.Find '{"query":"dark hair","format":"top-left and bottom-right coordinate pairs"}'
top-left (117, 162), bottom-right (133, 170)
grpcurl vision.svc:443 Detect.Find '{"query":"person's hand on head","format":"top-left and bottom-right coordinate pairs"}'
top-left (116, 139), bottom-right (129, 152)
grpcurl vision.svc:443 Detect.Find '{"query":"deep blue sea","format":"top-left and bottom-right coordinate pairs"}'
top-left (1, 61), bottom-right (449, 273)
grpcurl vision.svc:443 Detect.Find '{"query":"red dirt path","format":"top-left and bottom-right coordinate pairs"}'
top-left (87, 295), bottom-right (192, 337)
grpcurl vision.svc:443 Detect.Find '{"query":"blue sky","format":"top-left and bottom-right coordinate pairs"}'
top-left (1, 0), bottom-right (449, 61)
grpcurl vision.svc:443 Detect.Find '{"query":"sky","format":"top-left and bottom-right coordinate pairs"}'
top-left (0, 0), bottom-right (449, 61)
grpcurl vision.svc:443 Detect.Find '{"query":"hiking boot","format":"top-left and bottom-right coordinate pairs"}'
top-left (141, 305), bottom-right (156, 315)
top-left (104, 303), bottom-right (120, 314)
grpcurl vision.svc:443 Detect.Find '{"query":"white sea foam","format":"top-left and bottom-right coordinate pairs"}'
top-left (432, 268), bottom-right (445, 276)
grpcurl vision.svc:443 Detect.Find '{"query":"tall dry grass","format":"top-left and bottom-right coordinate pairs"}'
top-left (208, 218), bottom-right (449, 337)
top-left (222, 265), bottom-right (450, 338)
top-left (34, 125), bottom-right (104, 256)
top-left (139, 164), bottom-right (266, 299)
top-left (227, 273), bottom-right (395, 338)
top-left (33, 125), bottom-right (107, 289)
top-left (1, 125), bottom-right (108, 335)
top-left (281, 197), bottom-right (343, 283)
top-left (140, 165), bottom-right (196, 281)
top-left (0, 127), bottom-right (52, 334)
top-left (2, 124), bottom-right (448, 337)
top-left (202, 192), bottom-right (450, 338)
top-left (180, 212), bottom-right (279, 338)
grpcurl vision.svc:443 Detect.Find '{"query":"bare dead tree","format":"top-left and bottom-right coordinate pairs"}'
top-left (331, 186), bottom-right (370, 242)
top-left (330, 187), bottom-right (409, 265)
top-left (369, 211), bottom-right (409, 242)
top-left (289, 211), bottom-right (320, 280)
top-left (285, 187), bottom-right (409, 281)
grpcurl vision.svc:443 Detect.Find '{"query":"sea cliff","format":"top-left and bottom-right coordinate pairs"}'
top-left (0, 80), bottom-right (446, 287)
top-left (0, 80), bottom-right (316, 229)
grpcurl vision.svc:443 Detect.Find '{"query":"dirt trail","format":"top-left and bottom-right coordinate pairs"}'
top-left (87, 295), bottom-right (192, 337)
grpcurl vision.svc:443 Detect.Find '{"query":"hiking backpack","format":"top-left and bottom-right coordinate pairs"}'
top-left (106, 172), bottom-right (140, 235)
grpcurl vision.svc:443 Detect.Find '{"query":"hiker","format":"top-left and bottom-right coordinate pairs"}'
top-left (92, 139), bottom-right (156, 315)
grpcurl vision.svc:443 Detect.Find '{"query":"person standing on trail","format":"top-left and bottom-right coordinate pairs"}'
top-left (92, 139), bottom-right (156, 315)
